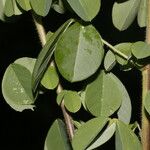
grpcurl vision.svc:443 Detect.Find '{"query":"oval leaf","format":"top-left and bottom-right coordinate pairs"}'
top-left (104, 50), bottom-right (116, 71)
top-left (72, 117), bottom-right (108, 150)
top-left (137, 0), bottom-right (147, 27)
top-left (41, 65), bottom-right (59, 90)
top-left (16, 0), bottom-right (31, 11)
top-left (64, 91), bottom-right (81, 113)
top-left (66, 0), bottom-right (101, 21)
top-left (131, 41), bottom-right (150, 59)
top-left (2, 63), bottom-right (34, 112)
top-left (115, 120), bottom-right (142, 150)
top-left (87, 122), bottom-right (116, 150)
top-left (55, 22), bottom-right (104, 82)
top-left (30, 0), bottom-right (52, 16)
top-left (44, 119), bottom-right (71, 150)
top-left (85, 70), bottom-right (122, 117)
top-left (115, 42), bottom-right (132, 65)
top-left (112, 0), bottom-right (140, 31)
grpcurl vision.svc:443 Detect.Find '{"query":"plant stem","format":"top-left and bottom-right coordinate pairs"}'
top-left (101, 39), bottom-right (129, 60)
top-left (142, 0), bottom-right (150, 149)
top-left (32, 12), bottom-right (74, 141)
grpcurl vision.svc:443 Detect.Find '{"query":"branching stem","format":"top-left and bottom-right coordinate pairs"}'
top-left (32, 12), bottom-right (74, 141)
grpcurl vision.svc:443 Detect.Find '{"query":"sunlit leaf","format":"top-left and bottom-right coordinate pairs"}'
top-left (2, 63), bottom-right (34, 112)
top-left (44, 119), bottom-right (71, 150)
top-left (112, 0), bottom-right (140, 30)
top-left (115, 120), bottom-right (142, 150)
top-left (85, 70), bottom-right (122, 117)
top-left (104, 50), bottom-right (116, 71)
top-left (0, 0), bottom-right (6, 21)
top-left (30, 0), bottom-right (52, 16)
top-left (137, 0), bottom-right (147, 27)
top-left (55, 22), bottom-right (104, 82)
top-left (41, 65), bottom-right (59, 90)
top-left (72, 117), bottom-right (108, 150)
top-left (66, 0), bottom-right (101, 21)
top-left (56, 90), bottom-right (66, 105)
top-left (131, 41), bottom-right (150, 59)
top-left (52, 0), bottom-right (65, 14)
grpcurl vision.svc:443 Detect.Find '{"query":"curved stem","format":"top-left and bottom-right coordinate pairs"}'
top-left (142, 0), bottom-right (150, 149)
top-left (32, 12), bottom-right (74, 141)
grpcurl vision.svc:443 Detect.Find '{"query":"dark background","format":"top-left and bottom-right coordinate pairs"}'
top-left (0, 0), bottom-right (145, 149)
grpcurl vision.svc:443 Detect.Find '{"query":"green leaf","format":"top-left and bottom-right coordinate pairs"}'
top-left (41, 65), bottom-right (59, 90)
top-left (112, 0), bottom-right (140, 31)
top-left (0, 0), bottom-right (6, 21)
top-left (44, 119), bottom-right (71, 150)
top-left (14, 57), bottom-right (36, 74)
top-left (4, 0), bottom-right (22, 17)
top-left (2, 63), bottom-right (34, 112)
top-left (64, 91), bottom-right (81, 113)
top-left (87, 121), bottom-right (116, 150)
top-left (104, 50), bottom-right (116, 71)
top-left (115, 43), bottom-right (132, 65)
top-left (52, 0), bottom-right (65, 14)
top-left (55, 22), bottom-right (104, 82)
top-left (72, 117), bottom-right (108, 150)
top-left (56, 90), bottom-right (66, 105)
top-left (32, 19), bottom-right (74, 95)
top-left (85, 70), bottom-right (122, 117)
top-left (114, 75), bottom-right (132, 124)
top-left (131, 41), bottom-right (150, 59)
top-left (66, 0), bottom-right (101, 21)
top-left (16, 0), bottom-right (31, 11)
top-left (137, 0), bottom-right (147, 27)
top-left (115, 120), bottom-right (142, 150)
top-left (30, 0), bottom-right (52, 16)
top-left (144, 91), bottom-right (150, 115)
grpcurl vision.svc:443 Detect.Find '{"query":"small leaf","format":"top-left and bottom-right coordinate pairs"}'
top-left (41, 66), bottom-right (59, 90)
top-left (16, 0), bottom-right (31, 11)
top-left (115, 42), bottom-right (132, 65)
top-left (115, 120), bottom-right (142, 150)
top-left (112, 0), bottom-right (140, 31)
top-left (44, 119), bottom-right (71, 150)
top-left (131, 41), bottom-right (150, 59)
top-left (55, 22), bottom-right (104, 82)
top-left (52, 0), bottom-right (66, 14)
top-left (2, 63), bottom-right (34, 112)
top-left (104, 50), bottom-right (116, 71)
top-left (87, 121), bottom-right (116, 150)
top-left (32, 19), bottom-right (74, 95)
top-left (4, 0), bottom-right (22, 17)
top-left (144, 91), bottom-right (150, 115)
top-left (72, 117), bottom-right (108, 150)
top-left (137, 0), bottom-right (147, 27)
top-left (115, 75), bottom-right (132, 124)
top-left (85, 70), bottom-right (122, 117)
top-left (64, 91), bottom-right (81, 113)
top-left (30, 0), bottom-right (52, 16)
top-left (14, 57), bottom-right (36, 73)
top-left (66, 0), bottom-right (101, 21)
top-left (56, 90), bottom-right (66, 105)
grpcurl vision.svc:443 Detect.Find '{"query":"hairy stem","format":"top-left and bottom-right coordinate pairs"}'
top-left (142, 0), bottom-right (150, 149)
top-left (32, 12), bottom-right (74, 140)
